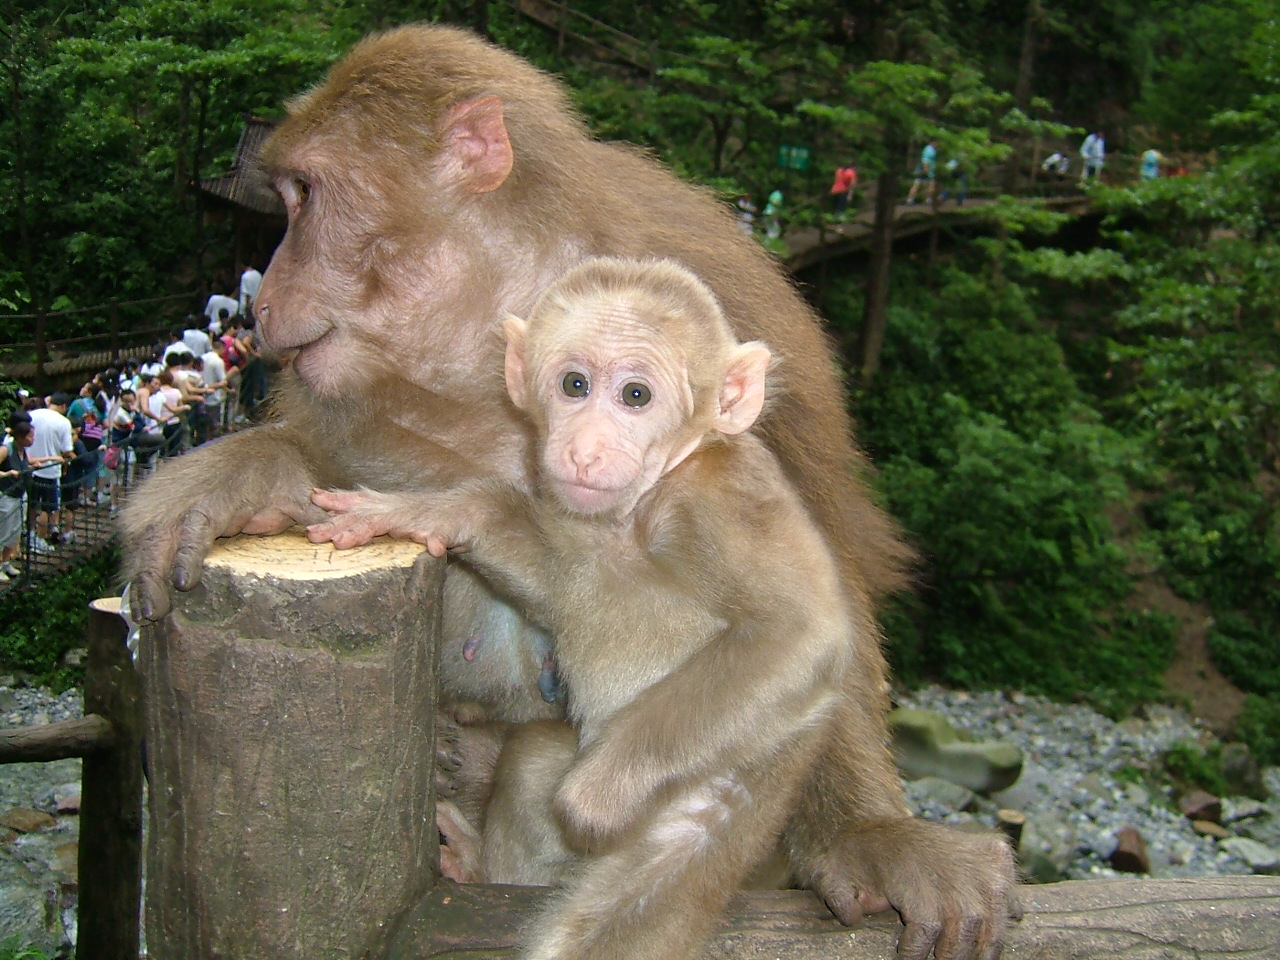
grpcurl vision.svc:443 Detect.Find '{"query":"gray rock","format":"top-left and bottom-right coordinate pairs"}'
top-left (1219, 836), bottom-right (1280, 872)
top-left (1222, 797), bottom-right (1269, 824)
top-left (889, 707), bottom-right (1023, 793)
top-left (0, 871), bottom-right (63, 957)
top-left (1018, 816), bottom-right (1076, 882)
top-left (1075, 773), bottom-right (1113, 803)
top-left (908, 776), bottom-right (977, 812)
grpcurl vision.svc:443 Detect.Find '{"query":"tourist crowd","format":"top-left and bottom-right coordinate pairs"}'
top-left (0, 265), bottom-right (271, 580)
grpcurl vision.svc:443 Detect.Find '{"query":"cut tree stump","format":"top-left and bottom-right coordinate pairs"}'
top-left (384, 876), bottom-right (1280, 959)
top-left (140, 529), bottom-right (443, 960)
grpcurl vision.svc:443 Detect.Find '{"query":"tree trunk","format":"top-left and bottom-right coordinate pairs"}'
top-left (140, 529), bottom-right (443, 960)
top-left (6, 31), bottom-right (42, 319)
top-left (1002, 0), bottom-right (1042, 195)
top-left (859, 165), bottom-right (899, 388)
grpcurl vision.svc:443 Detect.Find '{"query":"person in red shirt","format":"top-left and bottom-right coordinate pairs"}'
top-left (829, 163), bottom-right (857, 216)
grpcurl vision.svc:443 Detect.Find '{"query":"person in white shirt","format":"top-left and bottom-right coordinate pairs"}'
top-left (1041, 152), bottom-right (1070, 178)
top-left (161, 329), bottom-right (188, 364)
top-left (204, 292), bottom-right (238, 328)
top-left (1080, 131), bottom-right (1105, 181)
top-left (239, 264), bottom-right (263, 319)
top-left (28, 393), bottom-right (74, 549)
top-left (201, 341), bottom-right (230, 436)
top-left (182, 322), bottom-right (212, 358)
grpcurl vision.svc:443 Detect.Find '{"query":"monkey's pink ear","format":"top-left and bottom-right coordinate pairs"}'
top-left (716, 342), bottom-right (771, 435)
top-left (503, 314), bottom-right (530, 409)
top-left (443, 96), bottom-right (514, 194)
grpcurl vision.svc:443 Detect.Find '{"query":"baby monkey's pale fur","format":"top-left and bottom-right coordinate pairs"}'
top-left (310, 257), bottom-right (858, 960)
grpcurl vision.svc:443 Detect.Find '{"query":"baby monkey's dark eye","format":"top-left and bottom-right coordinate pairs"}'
top-left (621, 382), bottom-right (651, 407)
top-left (561, 372), bottom-right (590, 397)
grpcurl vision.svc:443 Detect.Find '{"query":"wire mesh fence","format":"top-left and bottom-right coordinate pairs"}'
top-left (0, 413), bottom-right (239, 593)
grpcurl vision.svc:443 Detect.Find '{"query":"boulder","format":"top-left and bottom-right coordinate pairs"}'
top-left (908, 776), bottom-right (976, 813)
top-left (0, 808), bottom-right (56, 833)
top-left (1109, 826), bottom-right (1150, 874)
top-left (1191, 819), bottom-right (1231, 839)
top-left (1221, 836), bottom-right (1280, 873)
top-left (1018, 816), bottom-right (1076, 883)
top-left (889, 708), bottom-right (1023, 794)
top-left (1179, 788), bottom-right (1222, 823)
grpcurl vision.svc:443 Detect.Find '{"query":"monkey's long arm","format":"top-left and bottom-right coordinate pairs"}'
top-left (554, 564), bottom-right (850, 851)
top-left (308, 484), bottom-right (557, 618)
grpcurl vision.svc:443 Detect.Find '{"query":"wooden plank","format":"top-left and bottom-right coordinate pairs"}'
top-left (76, 595), bottom-right (144, 960)
top-left (0, 714), bottom-right (113, 762)
top-left (383, 877), bottom-right (1280, 959)
top-left (141, 530), bottom-right (443, 960)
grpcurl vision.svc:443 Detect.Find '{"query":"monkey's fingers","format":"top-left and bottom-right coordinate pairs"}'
top-left (306, 517), bottom-right (382, 550)
top-left (131, 568), bottom-right (174, 623)
top-left (310, 487), bottom-right (369, 512)
top-left (126, 515), bottom-right (213, 622)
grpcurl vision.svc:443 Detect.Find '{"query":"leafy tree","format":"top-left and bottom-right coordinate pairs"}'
top-left (0, 1), bottom-right (344, 333)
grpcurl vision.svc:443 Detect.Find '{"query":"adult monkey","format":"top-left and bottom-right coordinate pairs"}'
top-left (119, 24), bottom-right (1017, 960)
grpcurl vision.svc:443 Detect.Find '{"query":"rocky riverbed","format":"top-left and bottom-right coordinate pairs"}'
top-left (895, 685), bottom-right (1280, 881)
top-left (0, 680), bottom-right (86, 955)
top-left (1, 679), bottom-right (1277, 954)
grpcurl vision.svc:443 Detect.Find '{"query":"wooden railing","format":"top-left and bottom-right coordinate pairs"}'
top-left (0, 597), bottom-right (142, 960)
top-left (0, 291), bottom-right (196, 390)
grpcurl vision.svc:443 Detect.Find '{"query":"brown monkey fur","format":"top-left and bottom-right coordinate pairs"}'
top-left (309, 257), bottom-right (855, 960)
top-left (118, 24), bottom-right (1016, 960)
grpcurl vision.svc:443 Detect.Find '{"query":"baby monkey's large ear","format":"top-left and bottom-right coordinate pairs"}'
top-left (715, 342), bottom-right (771, 435)
top-left (503, 313), bottom-right (530, 410)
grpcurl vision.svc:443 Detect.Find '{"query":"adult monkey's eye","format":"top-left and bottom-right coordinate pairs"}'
top-left (561, 372), bottom-right (590, 397)
top-left (621, 382), bottom-right (651, 407)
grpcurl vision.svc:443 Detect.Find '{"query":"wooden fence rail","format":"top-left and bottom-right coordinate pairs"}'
top-left (0, 290), bottom-right (196, 390)
top-left (0, 596), bottom-right (142, 960)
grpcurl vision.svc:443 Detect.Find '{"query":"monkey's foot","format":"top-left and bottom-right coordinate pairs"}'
top-left (435, 714), bottom-right (511, 829)
top-left (437, 800), bottom-right (485, 882)
top-left (810, 817), bottom-right (1019, 960)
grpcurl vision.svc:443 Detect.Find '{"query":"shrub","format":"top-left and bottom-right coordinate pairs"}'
top-left (0, 547), bottom-right (119, 686)
top-left (1235, 695), bottom-right (1280, 767)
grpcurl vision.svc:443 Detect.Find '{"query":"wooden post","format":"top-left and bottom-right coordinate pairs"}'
top-left (34, 308), bottom-right (48, 394)
top-left (108, 303), bottom-right (121, 363)
top-left (140, 530), bottom-right (442, 960)
top-left (76, 596), bottom-right (144, 960)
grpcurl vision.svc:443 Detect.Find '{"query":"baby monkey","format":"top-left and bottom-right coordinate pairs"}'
top-left (309, 257), bottom-right (860, 960)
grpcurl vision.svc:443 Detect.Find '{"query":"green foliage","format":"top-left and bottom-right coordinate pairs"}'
top-left (0, 548), bottom-right (119, 685)
top-left (1207, 613), bottom-right (1280, 698)
top-left (0, 1), bottom-right (347, 323)
top-left (1163, 740), bottom-right (1228, 796)
top-left (0, 940), bottom-right (52, 960)
top-left (1082, 138), bottom-right (1280, 714)
top-left (850, 259), bottom-right (1175, 707)
top-left (1235, 695), bottom-right (1280, 767)
top-left (1133, 0), bottom-right (1263, 147)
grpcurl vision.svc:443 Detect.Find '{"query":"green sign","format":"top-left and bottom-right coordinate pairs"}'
top-left (776, 144), bottom-right (811, 171)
